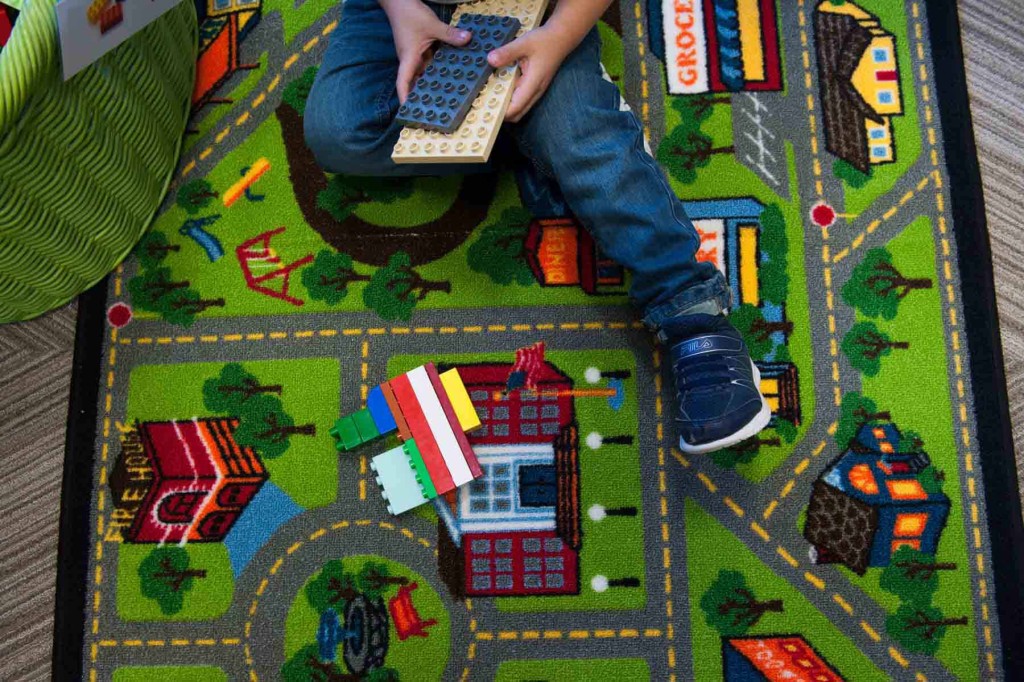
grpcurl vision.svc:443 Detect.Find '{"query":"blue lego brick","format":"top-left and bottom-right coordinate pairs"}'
top-left (370, 445), bottom-right (429, 515)
top-left (395, 14), bottom-right (521, 134)
top-left (367, 385), bottom-right (397, 435)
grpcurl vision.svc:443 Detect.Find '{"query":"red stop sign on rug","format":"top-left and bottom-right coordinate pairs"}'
top-left (107, 303), bottom-right (133, 329)
top-left (811, 203), bottom-right (837, 228)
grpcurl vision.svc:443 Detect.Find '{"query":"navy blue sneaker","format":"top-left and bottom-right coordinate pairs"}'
top-left (662, 313), bottom-right (772, 455)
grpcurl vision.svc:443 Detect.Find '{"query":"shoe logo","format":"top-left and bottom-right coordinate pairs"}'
top-left (674, 335), bottom-right (739, 359)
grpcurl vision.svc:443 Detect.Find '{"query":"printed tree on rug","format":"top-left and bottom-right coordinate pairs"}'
top-left (658, 95), bottom-right (734, 185)
top-left (302, 251), bottom-right (372, 306)
top-left (364, 252), bottom-right (451, 321)
top-left (843, 248), bottom-right (933, 320)
top-left (710, 419), bottom-right (797, 469)
top-left (842, 321), bottom-right (911, 376)
top-left (729, 304), bottom-right (793, 361)
top-left (127, 266), bottom-right (226, 326)
top-left (467, 207), bottom-right (535, 286)
top-left (138, 547), bottom-right (207, 615)
top-left (203, 363), bottom-right (315, 458)
top-left (887, 604), bottom-right (969, 655)
top-left (881, 546), bottom-right (957, 604)
top-left (701, 570), bottom-right (784, 636)
top-left (835, 392), bottom-right (892, 450)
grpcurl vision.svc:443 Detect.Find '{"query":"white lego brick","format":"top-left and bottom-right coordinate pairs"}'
top-left (407, 366), bottom-right (475, 486)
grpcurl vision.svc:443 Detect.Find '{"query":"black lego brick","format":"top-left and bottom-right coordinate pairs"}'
top-left (395, 13), bottom-right (522, 134)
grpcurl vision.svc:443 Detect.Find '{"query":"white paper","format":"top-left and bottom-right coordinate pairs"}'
top-left (56, 0), bottom-right (185, 80)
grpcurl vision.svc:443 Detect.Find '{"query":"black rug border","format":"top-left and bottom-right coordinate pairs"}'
top-left (52, 1), bottom-right (1024, 677)
top-left (925, 0), bottom-right (1024, 667)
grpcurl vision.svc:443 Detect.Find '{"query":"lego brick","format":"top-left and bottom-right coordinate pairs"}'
top-left (403, 439), bottom-right (438, 500)
top-left (329, 415), bottom-right (361, 452)
top-left (381, 380), bottom-right (412, 441)
top-left (390, 373), bottom-right (457, 494)
top-left (352, 408), bottom-right (380, 442)
top-left (371, 446), bottom-right (429, 515)
top-left (392, 0), bottom-right (551, 165)
top-left (396, 14), bottom-right (521, 134)
top-left (425, 364), bottom-right (482, 479)
top-left (440, 367), bottom-right (483, 433)
top-left (367, 385), bottom-right (398, 435)
top-left (407, 365), bottom-right (475, 486)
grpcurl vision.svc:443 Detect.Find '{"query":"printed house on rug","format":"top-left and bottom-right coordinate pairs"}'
top-left (814, 0), bottom-right (905, 172)
top-left (654, 0), bottom-right (783, 94)
top-left (804, 423), bottom-right (950, 575)
top-left (526, 198), bottom-right (766, 305)
top-left (437, 362), bottom-right (582, 599)
top-left (108, 418), bottom-right (268, 543)
top-left (193, 0), bottom-right (262, 109)
top-left (723, 635), bottom-right (845, 681)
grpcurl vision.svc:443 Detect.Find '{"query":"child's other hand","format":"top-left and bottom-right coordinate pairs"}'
top-left (386, 0), bottom-right (472, 104)
top-left (488, 26), bottom-right (573, 122)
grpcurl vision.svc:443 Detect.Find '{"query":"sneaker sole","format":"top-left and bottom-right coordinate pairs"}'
top-left (677, 363), bottom-right (773, 456)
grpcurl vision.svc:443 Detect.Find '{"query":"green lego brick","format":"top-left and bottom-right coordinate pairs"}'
top-left (352, 408), bottom-right (380, 442)
top-left (330, 416), bottom-right (361, 451)
top-left (403, 439), bottom-right (438, 500)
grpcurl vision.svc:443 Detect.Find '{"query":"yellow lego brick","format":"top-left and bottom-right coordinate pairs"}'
top-left (440, 368), bottom-right (482, 433)
top-left (391, 0), bottom-right (551, 165)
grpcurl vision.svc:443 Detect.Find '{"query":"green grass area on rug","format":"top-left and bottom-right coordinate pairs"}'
top-left (284, 555), bottom-right (450, 678)
top-left (145, 117), bottom-right (628, 322)
top-left (387, 350), bottom-right (647, 612)
top-left (117, 544), bottom-right (234, 621)
top-left (124, 358), bottom-right (340, 508)
top-left (853, 215), bottom-right (977, 680)
top-left (112, 666), bottom-right (228, 682)
top-left (685, 499), bottom-right (887, 680)
top-left (495, 658), bottom-right (650, 680)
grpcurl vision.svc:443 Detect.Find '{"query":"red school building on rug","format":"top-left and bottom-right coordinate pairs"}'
top-left (108, 418), bottom-right (268, 544)
top-left (437, 362), bottom-right (583, 599)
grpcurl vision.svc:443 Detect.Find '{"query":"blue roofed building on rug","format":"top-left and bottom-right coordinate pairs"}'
top-left (804, 423), bottom-right (951, 575)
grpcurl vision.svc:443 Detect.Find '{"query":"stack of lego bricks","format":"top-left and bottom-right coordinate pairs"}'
top-left (330, 364), bottom-right (483, 515)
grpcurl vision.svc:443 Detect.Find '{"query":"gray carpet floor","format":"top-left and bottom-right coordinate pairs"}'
top-left (1, 3), bottom-right (1021, 679)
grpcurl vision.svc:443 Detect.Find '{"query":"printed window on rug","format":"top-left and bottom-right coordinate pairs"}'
top-left (878, 90), bottom-right (895, 105)
top-left (873, 47), bottom-right (890, 63)
top-left (468, 465), bottom-right (515, 513)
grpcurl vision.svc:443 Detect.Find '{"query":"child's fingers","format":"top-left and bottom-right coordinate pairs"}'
top-left (434, 23), bottom-right (472, 46)
top-left (506, 68), bottom-right (544, 122)
top-left (488, 33), bottom-right (532, 69)
top-left (396, 57), bottom-right (421, 103)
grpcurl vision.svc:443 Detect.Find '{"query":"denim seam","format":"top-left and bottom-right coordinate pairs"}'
top-left (374, 74), bottom-right (396, 129)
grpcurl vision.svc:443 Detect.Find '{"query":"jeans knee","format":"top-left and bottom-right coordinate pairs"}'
top-left (303, 88), bottom-right (393, 175)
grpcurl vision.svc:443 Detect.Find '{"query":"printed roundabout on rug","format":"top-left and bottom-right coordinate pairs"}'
top-left (55, 0), bottom-right (1024, 680)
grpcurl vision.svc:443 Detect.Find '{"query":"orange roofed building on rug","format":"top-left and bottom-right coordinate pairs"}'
top-left (108, 418), bottom-right (268, 544)
top-left (723, 635), bottom-right (846, 681)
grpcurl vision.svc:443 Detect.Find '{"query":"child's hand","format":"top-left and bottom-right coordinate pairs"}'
top-left (487, 25), bottom-right (574, 122)
top-left (382, 0), bottom-right (472, 104)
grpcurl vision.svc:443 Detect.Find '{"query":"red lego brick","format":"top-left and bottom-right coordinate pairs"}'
top-left (425, 363), bottom-right (482, 479)
top-left (390, 373), bottom-right (456, 494)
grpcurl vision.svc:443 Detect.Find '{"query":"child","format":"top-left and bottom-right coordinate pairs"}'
top-left (304, 0), bottom-right (771, 454)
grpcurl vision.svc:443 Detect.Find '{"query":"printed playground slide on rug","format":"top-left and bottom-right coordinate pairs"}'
top-left (54, 0), bottom-right (1024, 680)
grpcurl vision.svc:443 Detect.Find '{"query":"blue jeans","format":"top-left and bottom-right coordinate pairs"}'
top-left (304, 0), bottom-right (730, 329)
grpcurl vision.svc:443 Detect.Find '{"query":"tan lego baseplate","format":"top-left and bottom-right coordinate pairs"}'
top-left (391, 0), bottom-right (551, 164)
